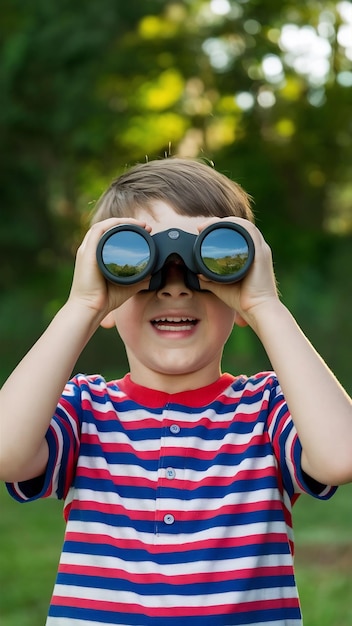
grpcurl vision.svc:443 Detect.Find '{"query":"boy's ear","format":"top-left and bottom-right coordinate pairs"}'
top-left (234, 312), bottom-right (248, 328)
top-left (100, 312), bottom-right (116, 329)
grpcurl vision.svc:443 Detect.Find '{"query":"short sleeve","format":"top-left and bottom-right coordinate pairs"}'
top-left (6, 377), bottom-right (83, 503)
top-left (265, 376), bottom-right (336, 500)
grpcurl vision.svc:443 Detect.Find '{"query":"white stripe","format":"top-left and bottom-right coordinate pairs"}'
top-left (65, 518), bottom-right (288, 546)
top-left (56, 403), bottom-right (80, 441)
top-left (81, 420), bottom-right (267, 450)
top-left (87, 400), bottom-right (267, 423)
top-left (60, 544), bottom-right (292, 576)
top-left (72, 482), bottom-right (280, 512)
top-left (284, 427), bottom-right (303, 494)
top-left (77, 453), bottom-right (274, 481)
top-left (52, 582), bottom-right (297, 608)
top-left (89, 400), bottom-right (161, 420)
top-left (50, 420), bottom-right (65, 494)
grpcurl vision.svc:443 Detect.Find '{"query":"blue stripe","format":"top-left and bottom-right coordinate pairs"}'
top-left (68, 506), bottom-right (286, 533)
top-left (89, 420), bottom-right (268, 438)
top-left (56, 571), bottom-right (296, 595)
top-left (63, 538), bottom-right (291, 564)
top-left (49, 604), bottom-right (301, 625)
top-left (78, 444), bottom-right (274, 470)
top-left (84, 412), bottom-right (271, 438)
top-left (74, 474), bottom-right (279, 499)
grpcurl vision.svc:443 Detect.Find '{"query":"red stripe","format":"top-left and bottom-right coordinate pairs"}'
top-left (58, 562), bottom-right (293, 584)
top-left (50, 595), bottom-right (298, 617)
top-left (76, 466), bottom-right (277, 489)
top-left (64, 497), bottom-right (283, 521)
top-left (79, 434), bottom-right (270, 460)
top-left (64, 530), bottom-right (289, 553)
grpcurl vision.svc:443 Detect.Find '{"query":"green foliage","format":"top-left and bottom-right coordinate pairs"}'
top-left (0, 0), bottom-right (350, 384)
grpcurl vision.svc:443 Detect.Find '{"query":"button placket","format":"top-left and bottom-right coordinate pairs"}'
top-left (155, 413), bottom-right (183, 536)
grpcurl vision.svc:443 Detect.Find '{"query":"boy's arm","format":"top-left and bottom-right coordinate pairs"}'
top-left (252, 298), bottom-right (352, 486)
top-left (199, 217), bottom-right (352, 486)
top-left (0, 218), bottom-right (150, 483)
top-left (0, 301), bottom-right (101, 482)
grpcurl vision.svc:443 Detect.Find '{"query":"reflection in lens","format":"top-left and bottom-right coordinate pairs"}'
top-left (200, 229), bottom-right (249, 276)
top-left (102, 231), bottom-right (151, 278)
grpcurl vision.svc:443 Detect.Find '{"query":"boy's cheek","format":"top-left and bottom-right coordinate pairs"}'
top-left (199, 280), bottom-right (238, 310)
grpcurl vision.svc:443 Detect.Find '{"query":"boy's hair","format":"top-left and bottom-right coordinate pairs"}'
top-left (91, 157), bottom-right (254, 224)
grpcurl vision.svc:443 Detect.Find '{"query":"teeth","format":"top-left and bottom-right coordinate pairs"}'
top-left (152, 316), bottom-right (197, 332)
top-left (154, 317), bottom-right (195, 323)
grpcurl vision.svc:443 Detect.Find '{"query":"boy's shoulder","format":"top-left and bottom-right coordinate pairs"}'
top-left (66, 370), bottom-right (281, 405)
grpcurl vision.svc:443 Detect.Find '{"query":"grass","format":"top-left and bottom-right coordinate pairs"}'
top-left (1, 482), bottom-right (352, 625)
top-left (293, 485), bottom-right (352, 626)
top-left (0, 485), bottom-right (64, 625)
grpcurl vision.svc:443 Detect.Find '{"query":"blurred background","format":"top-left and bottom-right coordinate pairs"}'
top-left (0, 0), bottom-right (351, 624)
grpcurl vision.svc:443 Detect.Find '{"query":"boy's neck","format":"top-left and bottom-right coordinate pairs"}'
top-left (128, 362), bottom-right (223, 394)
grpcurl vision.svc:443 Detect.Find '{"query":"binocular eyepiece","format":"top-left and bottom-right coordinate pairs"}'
top-left (96, 221), bottom-right (254, 291)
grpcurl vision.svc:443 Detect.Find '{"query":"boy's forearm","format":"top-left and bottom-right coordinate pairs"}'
top-left (0, 301), bottom-right (101, 482)
top-left (251, 300), bottom-right (352, 485)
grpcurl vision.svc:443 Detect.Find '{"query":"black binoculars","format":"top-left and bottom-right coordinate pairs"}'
top-left (96, 221), bottom-right (254, 291)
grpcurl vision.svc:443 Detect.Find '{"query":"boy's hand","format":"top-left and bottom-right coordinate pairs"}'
top-left (197, 218), bottom-right (279, 329)
top-left (68, 218), bottom-right (151, 321)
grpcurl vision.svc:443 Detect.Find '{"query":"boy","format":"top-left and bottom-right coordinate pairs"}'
top-left (0, 157), bottom-right (351, 626)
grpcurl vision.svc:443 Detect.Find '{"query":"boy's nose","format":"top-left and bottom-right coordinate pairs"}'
top-left (156, 260), bottom-right (193, 298)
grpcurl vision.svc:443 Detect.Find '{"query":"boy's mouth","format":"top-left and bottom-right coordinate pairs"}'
top-left (151, 316), bottom-right (199, 332)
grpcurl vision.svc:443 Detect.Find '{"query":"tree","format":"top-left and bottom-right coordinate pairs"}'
top-left (1, 0), bottom-right (351, 388)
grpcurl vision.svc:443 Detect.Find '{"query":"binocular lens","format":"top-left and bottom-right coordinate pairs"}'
top-left (199, 228), bottom-right (250, 277)
top-left (100, 230), bottom-right (152, 281)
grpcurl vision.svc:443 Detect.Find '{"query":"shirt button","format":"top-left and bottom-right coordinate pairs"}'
top-left (170, 424), bottom-right (180, 434)
top-left (165, 467), bottom-right (176, 480)
top-left (164, 513), bottom-right (175, 525)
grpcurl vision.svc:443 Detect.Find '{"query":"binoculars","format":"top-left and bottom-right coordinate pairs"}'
top-left (96, 221), bottom-right (255, 291)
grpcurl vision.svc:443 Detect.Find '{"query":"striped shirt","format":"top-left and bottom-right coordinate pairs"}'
top-left (8, 371), bottom-right (335, 625)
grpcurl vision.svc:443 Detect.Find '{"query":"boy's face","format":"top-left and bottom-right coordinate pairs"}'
top-left (105, 201), bottom-right (237, 392)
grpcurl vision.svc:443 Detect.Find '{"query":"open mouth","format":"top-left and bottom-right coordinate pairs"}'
top-left (151, 317), bottom-right (199, 332)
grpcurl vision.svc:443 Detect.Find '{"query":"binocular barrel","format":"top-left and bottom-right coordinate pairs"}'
top-left (96, 222), bottom-right (254, 291)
